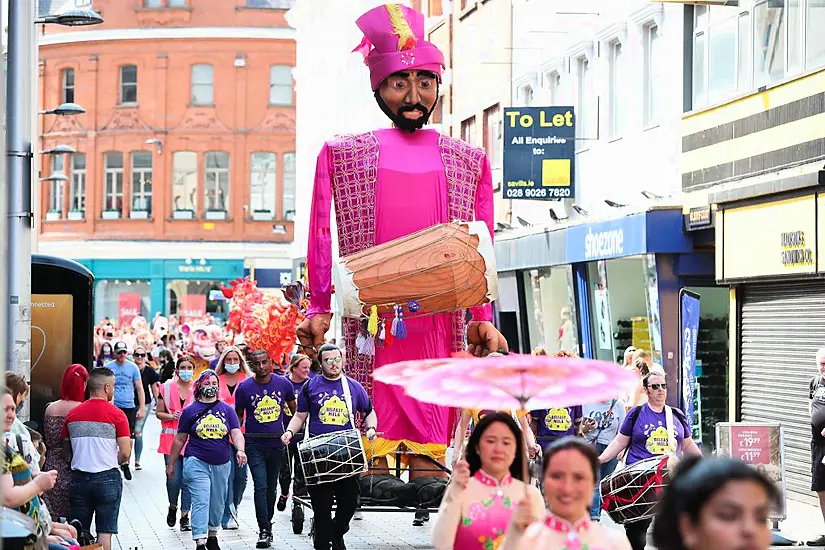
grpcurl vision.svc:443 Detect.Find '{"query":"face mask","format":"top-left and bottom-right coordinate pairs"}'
top-left (224, 364), bottom-right (240, 374)
top-left (200, 386), bottom-right (219, 399)
top-left (178, 370), bottom-right (194, 382)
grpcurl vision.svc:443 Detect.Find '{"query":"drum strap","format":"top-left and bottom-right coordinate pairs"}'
top-left (340, 376), bottom-right (357, 430)
top-left (664, 406), bottom-right (677, 454)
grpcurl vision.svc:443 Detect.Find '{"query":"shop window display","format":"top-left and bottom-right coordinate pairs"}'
top-left (166, 280), bottom-right (227, 324)
top-left (523, 267), bottom-right (579, 355)
top-left (95, 280), bottom-right (151, 330)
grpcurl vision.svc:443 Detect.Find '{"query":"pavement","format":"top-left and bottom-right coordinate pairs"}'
top-left (112, 415), bottom-right (825, 549)
top-left (112, 414), bottom-right (435, 550)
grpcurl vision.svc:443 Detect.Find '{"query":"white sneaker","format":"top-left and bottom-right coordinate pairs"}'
top-left (353, 510), bottom-right (364, 521)
top-left (225, 517), bottom-right (239, 530)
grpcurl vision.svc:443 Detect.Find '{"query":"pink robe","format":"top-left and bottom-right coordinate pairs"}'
top-left (307, 128), bottom-right (494, 448)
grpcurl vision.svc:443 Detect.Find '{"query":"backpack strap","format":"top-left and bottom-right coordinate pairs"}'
top-left (623, 405), bottom-right (643, 456)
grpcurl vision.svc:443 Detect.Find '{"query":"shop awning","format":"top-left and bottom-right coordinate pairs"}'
top-left (494, 207), bottom-right (693, 272)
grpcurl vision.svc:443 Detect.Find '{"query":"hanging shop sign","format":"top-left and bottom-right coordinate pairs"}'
top-left (503, 106), bottom-right (576, 200)
top-left (717, 195), bottom-right (817, 280)
top-left (684, 206), bottom-right (715, 231)
top-left (679, 289), bottom-right (701, 440)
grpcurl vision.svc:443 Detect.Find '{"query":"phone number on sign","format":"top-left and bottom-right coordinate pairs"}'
top-left (505, 188), bottom-right (571, 199)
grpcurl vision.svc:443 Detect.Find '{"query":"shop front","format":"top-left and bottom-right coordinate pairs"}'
top-left (496, 207), bottom-right (729, 448)
top-left (79, 258), bottom-right (245, 327)
top-left (716, 192), bottom-right (825, 503)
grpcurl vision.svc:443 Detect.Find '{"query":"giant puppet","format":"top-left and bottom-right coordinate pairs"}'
top-left (297, 3), bottom-right (508, 473)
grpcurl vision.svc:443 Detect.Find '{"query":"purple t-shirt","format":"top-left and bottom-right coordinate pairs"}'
top-left (619, 404), bottom-right (690, 465)
top-left (283, 374), bottom-right (309, 442)
top-left (235, 376), bottom-right (296, 448)
top-left (531, 406), bottom-right (583, 439)
top-left (297, 375), bottom-right (371, 437)
top-left (177, 400), bottom-right (240, 465)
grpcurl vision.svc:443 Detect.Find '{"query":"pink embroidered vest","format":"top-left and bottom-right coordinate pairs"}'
top-left (328, 131), bottom-right (485, 398)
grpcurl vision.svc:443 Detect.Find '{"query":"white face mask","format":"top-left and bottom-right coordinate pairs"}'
top-left (224, 363), bottom-right (240, 374)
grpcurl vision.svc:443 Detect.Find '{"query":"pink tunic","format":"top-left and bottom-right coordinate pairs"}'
top-left (307, 128), bottom-right (494, 446)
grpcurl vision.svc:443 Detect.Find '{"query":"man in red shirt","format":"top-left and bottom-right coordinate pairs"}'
top-left (62, 367), bottom-right (132, 550)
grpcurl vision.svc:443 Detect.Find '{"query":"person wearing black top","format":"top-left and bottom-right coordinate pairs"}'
top-left (134, 346), bottom-right (159, 471)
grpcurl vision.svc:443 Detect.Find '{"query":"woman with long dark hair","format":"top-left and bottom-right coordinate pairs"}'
top-left (652, 456), bottom-right (778, 550)
top-left (503, 437), bottom-right (631, 550)
top-left (432, 412), bottom-right (543, 550)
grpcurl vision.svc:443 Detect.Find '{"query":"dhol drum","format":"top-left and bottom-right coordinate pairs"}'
top-left (600, 455), bottom-right (672, 524)
top-left (334, 221), bottom-right (497, 319)
top-left (298, 428), bottom-right (368, 486)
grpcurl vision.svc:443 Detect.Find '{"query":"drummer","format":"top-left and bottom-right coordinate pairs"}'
top-left (597, 371), bottom-right (702, 550)
top-left (282, 344), bottom-right (378, 550)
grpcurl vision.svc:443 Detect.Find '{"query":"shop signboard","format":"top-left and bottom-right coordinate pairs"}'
top-left (502, 106), bottom-right (575, 200)
top-left (565, 214), bottom-right (647, 264)
top-left (718, 195), bottom-right (816, 280)
top-left (181, 294), bottom-right (207, 323)
top-left (679, 289), bottom-right (701, 436)
top-left (118, 292), bottom-right (141, 328)
top-left (716, 423), bottom-right (787, 519)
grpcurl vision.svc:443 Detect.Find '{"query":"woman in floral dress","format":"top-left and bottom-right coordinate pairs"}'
top-left (43, 364), bottom-right (88, 520)
top-left (432, 412), bottom-right (544, 550)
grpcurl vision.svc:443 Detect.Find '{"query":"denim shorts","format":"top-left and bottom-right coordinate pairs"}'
top-left (69, 468), bottom-right (123, 534)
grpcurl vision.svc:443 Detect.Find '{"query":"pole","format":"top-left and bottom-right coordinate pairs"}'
top-left (5, 0), bottom-right (34, 414)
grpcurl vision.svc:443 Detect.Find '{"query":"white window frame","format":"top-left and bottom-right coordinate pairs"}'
top-left (575, 55), bottom-right (591, 147)
top-left (283, 152), bottom-right (296, 221)
top-left (269, 65), bottom-right (293, 106)
top-left (61, 68), bottom-right (75, 104)
top-left (131, 151), bottom-right (153, 214)
top-left (49, 155), bottom-right (65, 215)
top-left (119, 65), bottom-right (137, 105)
top-left (171, 151), bottom-right (198, 214)
top-left (204, 152), bottom-right (230, 213)
top-left (544, 69), bottom-right (561, 105)
top-left (104, 152), bottom-right (124, 214)
top-left (461, 116), bottom-right (477, 146)
top-left (643, 24), bottom-right (661, 127)
top-left (609, 40), bottom-right (624, 138)
top-left (191, 64), bottom-right (214, 106)
top-left (70, 153), bottom-right (86, 214)
top-left (250, 152), bottom-right (277, 219)
top-left (484, 103), bottom-right (502, 169)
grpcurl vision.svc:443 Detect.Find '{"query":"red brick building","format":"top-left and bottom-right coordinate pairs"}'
top-left (37, 0), bottom-right (297, 323)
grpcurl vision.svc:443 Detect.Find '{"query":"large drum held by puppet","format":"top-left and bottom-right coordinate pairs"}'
top-left (334, 221), bottom-right (497, 319)
top-left (600, 455), bottom-right (672, 524)
top-left (298, 429), bottom-right (368, 486)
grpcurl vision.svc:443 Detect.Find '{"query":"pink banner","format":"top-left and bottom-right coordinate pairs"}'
top-left (181, 294), bottom-right (207, 323)
top-left (118, 293), bottom-right (141, 328)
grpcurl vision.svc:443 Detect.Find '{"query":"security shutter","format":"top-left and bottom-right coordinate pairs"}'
top-left (740, 281), bottom-right (825, 505)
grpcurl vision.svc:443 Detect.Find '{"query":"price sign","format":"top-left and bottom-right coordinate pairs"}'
top-left (730, 426), bottom-right (770, 465)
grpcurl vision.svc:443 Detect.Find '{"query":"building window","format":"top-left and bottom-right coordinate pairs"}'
top-left (283, 152), bottom-right (296, 221)
top-left (247, 0), bottom-right (293, 7)
top-left (61, 68), bottom-right (75, 104)
top-left (483, 104), bottom-right (502, 168)
top-left (808, 0), bottom-right (825, 68)
top-left (545, 70), bottom-right (561, 105)
top-left (518, 84), bottom-right (534, 107)
top-left (250, 152), bottom-right (276, 219)
top-left (49, 155), bottom-right (65, 216)
top-left (269, 65), bottom-right (293, 105)
top-left (461, 116), bottom-right (477, 146)
top-left (576, 56), bottom-right (592, 143)
top-left (738, 11), bottom-right (752, 92)
top-left (753, 1), bottom-right (785, 87)
top-left (103, 152), bottom-right (124, 215)
top-left (131, 151), bottom-right (153, 215)
top-left (169, 0), bottom-right (186, 6)
top-left (431, 100), bottom-right (443, 125)
top-left (70, 153), bottom-right (86, 214)
top-left (191, 64), bottom-right (214, 106)
top-left (609, 41), bottom-right (625, 138)
top-left (204, 152), bottom-right (229, 213)
top-left (643, 26), bottom-right (662, 125)
top-left (144, 0), bottom-right (162, 6)
top-left (119, 65), bottom-right (137, 105)
top-left (172, 151), bottom-right (197, 213)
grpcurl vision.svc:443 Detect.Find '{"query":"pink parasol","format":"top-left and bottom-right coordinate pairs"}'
top-left (403, 354), bottom-right (638, 412)
top-left (373, 352), bottom-right (473, 387)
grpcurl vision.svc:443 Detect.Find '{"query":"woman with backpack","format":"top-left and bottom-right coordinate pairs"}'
top-left (597, 371), bottom-right (703, 550)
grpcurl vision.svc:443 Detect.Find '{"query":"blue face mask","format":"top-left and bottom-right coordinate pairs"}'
top-left (224, 363), bottom-right (240, 374)
top-left (178, 370), bottom-right (194, 382)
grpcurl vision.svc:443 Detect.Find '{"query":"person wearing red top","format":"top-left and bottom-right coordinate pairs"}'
top-left (215, 346), bottom-right (251, 530)
top-left (61, 367), bottom-right (131, 550)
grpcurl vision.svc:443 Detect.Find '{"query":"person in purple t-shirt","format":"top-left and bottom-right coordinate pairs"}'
top-left (235, 349), bottom-right (296, 548)
top-left (596, 371), bottom-right (702, 550)
top-left (282, 344), bottom-right (378, 550)
top-left (278, 354), bottom-right (313, 509)
top-left (530, 405), bottom-right (588, 446)
top-left (167, 370), bottom-right (246, 550)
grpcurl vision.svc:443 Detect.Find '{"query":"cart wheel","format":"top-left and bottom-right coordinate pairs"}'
top-left (292, 503), bottom-right (304, 535)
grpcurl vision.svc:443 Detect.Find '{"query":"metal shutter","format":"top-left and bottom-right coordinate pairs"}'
top-left (740, 281), bottom-right (825, 505)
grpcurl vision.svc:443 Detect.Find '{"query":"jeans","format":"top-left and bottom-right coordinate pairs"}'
top-left (134, 403), bottom-right (152, 462)
top-left (246, 440), bottom-right (285, 532)
top-left (307, 476), bottom-right (360, 550)
top-left (279, 443), bottom-right (306, 496)
top-left (164, 455), bottom-right (191, 512)
top-left (590, 441), bottom-right (618, 519)
top-left (69, 468), bottom-right (123, 535)
top-left (48, 538), bottom-right (78, 550)
top-left (221, 445), bottom-right (248, 527)
top-left (183, 456), bottom-right (231, 540)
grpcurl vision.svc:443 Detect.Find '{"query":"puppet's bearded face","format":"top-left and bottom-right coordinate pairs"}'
top-left (375, 70), bottom-right (439, 132)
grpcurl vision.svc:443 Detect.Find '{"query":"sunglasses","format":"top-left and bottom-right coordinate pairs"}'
top-left (648, 383), bottom-right (667, 390)
top-left (133, 353), bottom-right (146, 358)
top-left (323, 356), bottom-right (342, 365)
